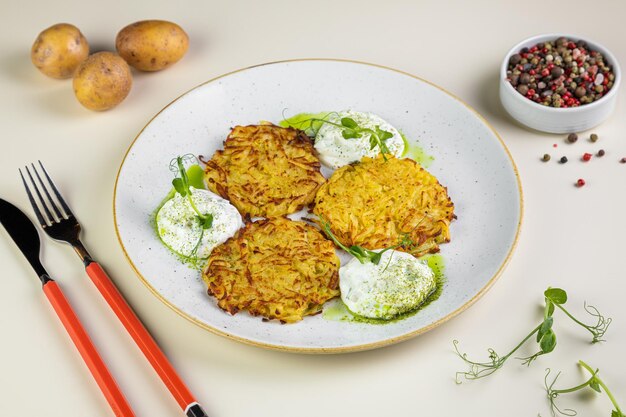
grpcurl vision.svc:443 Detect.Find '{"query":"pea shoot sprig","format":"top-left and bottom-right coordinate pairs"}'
top-left (454, 288), bottom-right (612, 383)
top-left (285, 112), bottom-right (395, 160)
top-left (169, 155), bottom-right (213, 261)
top-left (319, 217), bottom-right (411, 265)
top-left (545, 361), bottom-right (624, 417)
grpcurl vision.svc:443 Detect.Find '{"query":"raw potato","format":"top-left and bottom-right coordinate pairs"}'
top-left (31, 23), bottom-right (89, 79)
top-left (115, 20), bottom-right (189, 71)
top-left (72, 52), bottom-right (132, 111)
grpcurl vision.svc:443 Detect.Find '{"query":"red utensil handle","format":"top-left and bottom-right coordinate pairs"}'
top-left (85, 262), bottom-right (196, 411)
top-left (43, 280), bottom-right (135, 417)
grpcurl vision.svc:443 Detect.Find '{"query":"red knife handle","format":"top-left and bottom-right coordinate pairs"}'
top-left (85, 262), bottom-right (199, 413)
top-left (43, 280), bottom-right (135, 417)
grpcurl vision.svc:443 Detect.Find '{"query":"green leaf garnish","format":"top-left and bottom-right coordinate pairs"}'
top-left (172, 178), bottom-right (187, 196)
top-left (282, 112), bottom-right (395, 160)
top-left (454, 288), bottom-right (612, 383)
top-left (340, 117), bottom-right (359, 129)
top-left (545, 361), bottom-right (624, 416)
top-left (201, 214), bottom-right (214, 230)
top-left (545, 288), bottom-right (568, 304)
top-left (319, 217), bottom-right (411, 265)
top-left (168, 155), bottom-right (214, 263)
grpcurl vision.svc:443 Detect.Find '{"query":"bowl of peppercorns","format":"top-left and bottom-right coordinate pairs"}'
top-left (500, 34), bottom-right (620, 133)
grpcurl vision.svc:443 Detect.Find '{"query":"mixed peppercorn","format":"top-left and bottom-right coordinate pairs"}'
top-left (541, 132), bottom-right (625, 187)
top-left (507, 37), bottom-right (614, 108)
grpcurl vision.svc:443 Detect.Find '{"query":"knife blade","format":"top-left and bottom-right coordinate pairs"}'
top-left (0, 198), bottom-right (49, 282)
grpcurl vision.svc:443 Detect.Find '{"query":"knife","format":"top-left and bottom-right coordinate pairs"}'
top-left (0, 198), bottom-right (135, 417)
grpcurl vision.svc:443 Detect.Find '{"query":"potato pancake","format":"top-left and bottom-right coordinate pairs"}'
top-left (204, 124), bottom-right (326, 218)
top-left (203, 217), bottom-right (340, 323)
top-left (313, 155), bottom-right (455, 257)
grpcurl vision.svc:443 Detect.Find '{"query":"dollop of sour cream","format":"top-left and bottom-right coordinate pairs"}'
top-left (156, 188), bottom-right (242, 259)
top-left (314, 110), bottom-right (405, 169)
top-left (339, 250), bottom-right (436, 320)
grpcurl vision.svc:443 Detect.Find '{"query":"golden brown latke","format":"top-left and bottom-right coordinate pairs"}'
top-left (313, 155), bottom-right (455, 257)
top-left (203, 217), bottom-right (340, 323)
top-left (204, 124), bottom-right (326, 218)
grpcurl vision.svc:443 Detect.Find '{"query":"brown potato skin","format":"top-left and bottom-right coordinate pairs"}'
top-left (31, 23), bottom-right (89, 79)
top-left (72, 52), bottom-right (132, 111)
top-left (115, 20), bottom-right (189, 71)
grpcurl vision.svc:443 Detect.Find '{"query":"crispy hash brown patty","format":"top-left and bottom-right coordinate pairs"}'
top-left (203, 217), bottom-right (340, 323)
top-left (204, 124), bottom-right (326, 218)
top-left (314, 156), bottom-right (455, 257)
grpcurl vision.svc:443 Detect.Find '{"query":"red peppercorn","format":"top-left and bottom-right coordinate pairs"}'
top-left (568, 42), bottom-right (576, 49)
top-left (553, 144), bottom-right (558, 148)
top-left (582, 153), bottom-right (592, 162)
top-left (529, 69), bottom-right (536, 75)
top-left (576, 179), bottom-right (586, 187)
top-left (541, 68), bottom-right (550, 77)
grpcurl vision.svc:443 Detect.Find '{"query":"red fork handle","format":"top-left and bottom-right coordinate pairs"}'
top-left (85, 262), bottom-right (198, 413)
top-left (43, 280), bottom-right (135, 417)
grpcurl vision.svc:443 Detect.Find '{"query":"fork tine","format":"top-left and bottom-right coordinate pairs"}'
top-left (38, 160), bottom-right (74, 218)
top-left (31, 162), bottom-right (65, 220)
top-left (25, 165), bottom-right (56, 223)
top-left (19, 168), bottom-right (48, 227)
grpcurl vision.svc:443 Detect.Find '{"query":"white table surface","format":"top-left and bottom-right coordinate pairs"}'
top-left (1, 1), bottom-right (624, 416)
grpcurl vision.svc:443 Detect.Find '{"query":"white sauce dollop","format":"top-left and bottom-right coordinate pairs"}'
top-left (156, 188), bottom-right (242, 259)
top-left (314, 110), bottom-right (405, 169)
top-left (340, 250), bottom-right (436, 320)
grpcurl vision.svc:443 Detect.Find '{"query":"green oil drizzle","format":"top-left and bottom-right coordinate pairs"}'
top-left (279, 111), bottom-right (336, 136)
top-left (323, 254), bottom-right (446, 324)
top-left (400, 131), bottom-right (435, 168)
top-left (149, 164), bottom-right (209, 269)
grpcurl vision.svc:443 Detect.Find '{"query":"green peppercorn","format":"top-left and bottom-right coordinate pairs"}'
top-left (542, 154), bottom-right (551, 162)
top-left (590, 133), bottom-right (598, 142)
top-left (567, 133), bottom-right (578, 143)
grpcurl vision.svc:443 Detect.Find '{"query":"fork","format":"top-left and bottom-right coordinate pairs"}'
top-left (21, 161), bottom-right (209, 417)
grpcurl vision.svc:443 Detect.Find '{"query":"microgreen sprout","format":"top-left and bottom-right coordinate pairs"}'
top-left (545, 361), bottom-right (624, 417)
top-left (454, 288), bottom-right (612, 383)
top-left (169, 155), bottom-right (213, 261)
top-left (319, 217), bottom-right (412, 265)
top-left (283, 112), bottom-right (394, 160)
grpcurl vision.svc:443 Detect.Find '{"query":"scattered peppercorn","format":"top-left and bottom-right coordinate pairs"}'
top-left (506, 37), bottom-right (614, 108)
top-left (567, 133), bottom-right (578, 143)
top-left (621, 157), bottom-right (626, 164)
top-left (553, 143), bottom-right (558, 148)
top-left (597, 149), bottom-right (605, 157)
top-left (582, 152), bottom-right (592, 162)
top-left (590, 133), bottom-right (599, 142)
top-left (576, 178), bottom-right (586, 187)
top-left (542, 153), bottom-right (551, 162)
top-left (560, 156), bottom-right (568, 163)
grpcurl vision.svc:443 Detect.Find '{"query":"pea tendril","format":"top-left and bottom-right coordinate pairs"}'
top-left (169, 155), bottom-right (213, 262)
top-left (318, 217), bottom-right (412, 265)
top-left (545, 361), bottom-right (624, 417)
top-left (454, 288), bottom-right (612, 383)
top-left (283, 111), bottom-right (394, 160)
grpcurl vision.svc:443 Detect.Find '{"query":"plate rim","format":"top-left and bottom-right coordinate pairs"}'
top-left (112, 58), bottom-right (524, 354)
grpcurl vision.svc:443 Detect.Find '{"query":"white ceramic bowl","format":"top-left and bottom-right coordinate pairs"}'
top-left (500, 34), bottom-right (621, 133)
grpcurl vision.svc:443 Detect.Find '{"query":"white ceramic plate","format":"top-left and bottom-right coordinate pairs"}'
top-left (114, 59), bottom-right (522, 353)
